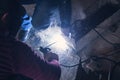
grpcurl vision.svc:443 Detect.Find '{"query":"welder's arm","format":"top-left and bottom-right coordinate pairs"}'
top-left (14, 42), bottom-right (61, 80)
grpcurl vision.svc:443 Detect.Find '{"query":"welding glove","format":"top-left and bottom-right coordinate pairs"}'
top-left (16, 14), bottom-right (32, 42)
top-left (16, 29), bottom-right (29, 42)
top-left (44, 52), bottom-right (59, 62)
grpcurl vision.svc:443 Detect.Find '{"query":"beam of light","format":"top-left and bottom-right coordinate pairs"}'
top-left (36, 25), bottom-right (75, 55)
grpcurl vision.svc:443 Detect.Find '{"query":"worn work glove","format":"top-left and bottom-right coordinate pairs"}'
top-left (16, 29), bottom-right (28, 42)
top-left (44, 52), bottom-right (59, 62)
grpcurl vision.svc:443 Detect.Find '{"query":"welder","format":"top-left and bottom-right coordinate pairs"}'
top-left (0, 0), bottom-right (61, 80)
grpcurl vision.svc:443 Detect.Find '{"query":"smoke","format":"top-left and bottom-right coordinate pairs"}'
top-left (36, 24), bottom-right (75, 55)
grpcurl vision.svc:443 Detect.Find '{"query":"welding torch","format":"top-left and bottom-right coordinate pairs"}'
top-left (39, 42), bottom-right (59, 61)
top-left (39, 42), bottom-right (56, 54)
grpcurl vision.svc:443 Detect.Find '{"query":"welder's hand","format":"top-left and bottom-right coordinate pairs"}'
top-left (44, 52), bottom-right (59, 62)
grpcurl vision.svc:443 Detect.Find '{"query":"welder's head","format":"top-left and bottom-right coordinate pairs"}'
top-left (0, 0), bottom-right (26, 37)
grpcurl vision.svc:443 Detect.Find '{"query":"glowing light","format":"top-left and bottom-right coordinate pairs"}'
top-left (36, 25), bottom-right (75, 54)
top-left (49, 31), bottom-right (69, 52)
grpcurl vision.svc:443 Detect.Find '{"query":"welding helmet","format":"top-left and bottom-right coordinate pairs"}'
top-left (0, 0), bottom-right (26, 37)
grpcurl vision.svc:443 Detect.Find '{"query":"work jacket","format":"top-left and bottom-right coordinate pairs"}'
top-left (0, 36), bottom-right (61, 80)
